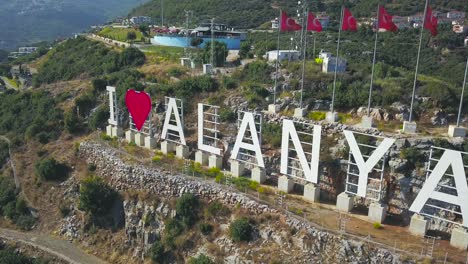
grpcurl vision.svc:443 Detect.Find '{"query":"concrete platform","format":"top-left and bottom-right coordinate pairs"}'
top-left (409, 214), bottom-right (428, 237)
top-left (326, 111), bottom-right (338, 122)
top-left (450, 226), bottom-right (468, 250)
top-left (448, 125), bottom-right (466, 138)
top-left (134, 133), bottom-right (145, 146)
top-left (230, 160), bottom-right (245, 177)
top-left (251, 167), bottom-right (266, 183)
top-left (161, 141), bottom-right (175, 155)
top-left (368, 203), bottom-right (388, 224)
top-left (278, 176), bottom-right (294, 193)
top-left (195, 151), bottom-right (209, 166)
top-left (208, 154), bottom-right (223, 169)
top-left (125, 130), bottom-right (135, 143)
top-left (336, 192), bottom-right (354, 212)
top-left (268, 104), bottom-right (280, 114)
top-left (106, 125), bottom-right (123, 138)
top-left (360, 116), bottom-right (374, 128)
top-left (303, 183), bottom-right (320, 203)
top-left (293, 108), bottom-right (306, 118)
top-left (402, 121), bottom-right (417, 134)
top-left (175, 145), bottom-right (189, 159)
top-left (144, 136), bottom-right (156, 150)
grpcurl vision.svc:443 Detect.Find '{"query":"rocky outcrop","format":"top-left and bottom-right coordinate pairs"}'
top-left (79, 142), bottom-right (419, 263)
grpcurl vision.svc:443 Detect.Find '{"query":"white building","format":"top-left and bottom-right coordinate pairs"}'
top-left (271, 18), bottom-right (279, 29)
top-left (130, 16), bottom-right (152, 25)
top-left (322, 56), bottom-right (347, 73)
top-left (266, 50), bottom-right (300, 62)
top-left (18, 47), bottom-right (37, 53)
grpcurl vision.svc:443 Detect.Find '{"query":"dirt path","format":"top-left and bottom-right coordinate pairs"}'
top-left (0, 228), bottom-right (108, 264)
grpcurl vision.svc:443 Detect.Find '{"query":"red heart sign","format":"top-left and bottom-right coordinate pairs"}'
top-left (125, 90), bottom-right (152, 131)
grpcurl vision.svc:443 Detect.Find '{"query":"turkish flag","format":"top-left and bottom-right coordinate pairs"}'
top-left (378, 6), bottom-right (398, 32)
top-left (280, 11), bottom-right (302, 32)
top-left (307, 12), bottom-right (322, 32)
top-left (424, 6), bottom-right (438, 36)
top-left (342, 8), bottom-right (357, 31)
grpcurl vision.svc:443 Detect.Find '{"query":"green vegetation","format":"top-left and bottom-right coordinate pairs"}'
top-left (373, 222), bottom-right (383, 229)
top-left (202, 41), bottom-right (228, 67)
top-left (0, 246), bottom-right (49, 264)
top-left (98, 27), bottom-right (144, 42)
top-left (307, 111), bottom-right (326, 121)
top-left (149, 240), bottom-right (166, 263)
top-left (176, 193), bottom-right (199, 227)
top-left (0, 91), bottom-right (62, 144)
top-left (0, 176), bottom-right (35, 230)
top-left (199, 222), bottom-right (213, 235)
top-left (400, 147), bottom-right (426, 171)
top-left (34, 158), bottom-right (69, 181)
top-left (33, 37), bottom-right (145, 86)
top-left (263, 122), bottom-right (282, 148)
top-left (131, 0), bottom-right (466, 30)
top-left (79, 176), bottom-right (118, 217)
top-left (229, 217), bottom-right (254, 242)
top-left (188, 254), bottom-right (214, 264)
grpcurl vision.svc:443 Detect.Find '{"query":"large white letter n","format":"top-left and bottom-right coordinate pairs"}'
top-left (409, 149), bottom-right (468, 228)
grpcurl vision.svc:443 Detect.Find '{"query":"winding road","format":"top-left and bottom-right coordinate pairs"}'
top-left (0, 228), bottom-right (107, 264)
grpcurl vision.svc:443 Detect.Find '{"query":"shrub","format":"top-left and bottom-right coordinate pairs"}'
top-left (176, 193), bottom-right (199, 227)
top-left (219, 108), bottom-right (236, 122)
top-left (229, 217), bottom-right (253, 242)
top-left (189, 254), bottom-right (214, 264)
top-left (373, 222), bottom-right (383, 229)
top-left (88, 104), bottom-right (109, 130)
top-left (35, 158), bottom-right (69, 181)
top-left (149, 241), bottom-right (165, 263)
top-left (199, 222), bottom-right (213, 235)
top-left (167, 67), bottom-right (185, 78)
top-left (307, 111), bottom-right (326, 121)
top-left (79, 176), bottom-right (117, 216)
top-left (206, 202), bottom-right (230, 218)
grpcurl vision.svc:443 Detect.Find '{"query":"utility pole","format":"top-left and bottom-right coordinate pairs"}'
top-left (160, 0), bottom-right (164, 27)
top-left (211, 18), bottom-right (215, 67)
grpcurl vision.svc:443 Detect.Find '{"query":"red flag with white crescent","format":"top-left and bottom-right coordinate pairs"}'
top-left (342, 8), bottom-right (358, 31)
top-left (424, 5), bottom-right (438, 36)
top-left (378, 6), bottom-right (398, 32)
top-left (280, 11), bottom-right (302, 32)
top-left (307, 12), bottom-right (323, 32)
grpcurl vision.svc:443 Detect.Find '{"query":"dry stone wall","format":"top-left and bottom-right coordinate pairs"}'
top-left (79, 142), bottom-right (418, 263)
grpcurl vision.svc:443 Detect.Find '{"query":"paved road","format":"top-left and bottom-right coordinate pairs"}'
top-left (0, 228), bottom-right (108, 264)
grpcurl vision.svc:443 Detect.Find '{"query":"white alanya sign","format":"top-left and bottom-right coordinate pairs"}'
top-left (230, 112), bottom-right (264, 168)
top-left (344, 130), bottom-right (395, 198)
top-left (280, 119), bottom-right (321, 184)
top-left (409, 149), bottom-right (468, 228)
top-left (161, 97), bottom-right (186, 145)
top-left (197, 103), bottom-right (221, 155)
top-left (106, 86), bottom-right (118, 126)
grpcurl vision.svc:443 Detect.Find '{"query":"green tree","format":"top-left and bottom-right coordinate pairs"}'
top-left (176, 193), bottom-right (199, 227)
top-left (149, 241), bottom-right (165, 263)
top-left (35, 158), bottom-right (69, 181)
top-left (127, 31), bottom-right (137, 42)
top-left (79, 176), bottom-right (117, 216)
top-left (229, 217), bottom-right (253, 242)
top-left (64, 110), bottom-right (83, 134)
top-left (139, 24), bottom-right (150, 36)
top-left (203, 41), bottom-right (228, 67)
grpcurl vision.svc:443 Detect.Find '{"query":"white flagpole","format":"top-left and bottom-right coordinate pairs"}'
top-left (409, 0), bottom-right (429, 123)
top-left (300, 10), bottom-right (309, 109)
top-left (273, 10), bottom-right (281, 105)
top-left (331, 6), bottom-right (344, 114)
top-left (457, 58), bottom-right (468, 127)
top-left (367, 5), bottom-right (380, 116)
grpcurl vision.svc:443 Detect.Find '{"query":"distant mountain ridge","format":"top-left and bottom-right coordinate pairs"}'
top-left (0, 0), bottom-right (149, 50)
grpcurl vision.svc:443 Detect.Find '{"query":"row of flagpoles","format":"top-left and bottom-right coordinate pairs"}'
top-left (272, 0), bottom-right (457, 124)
